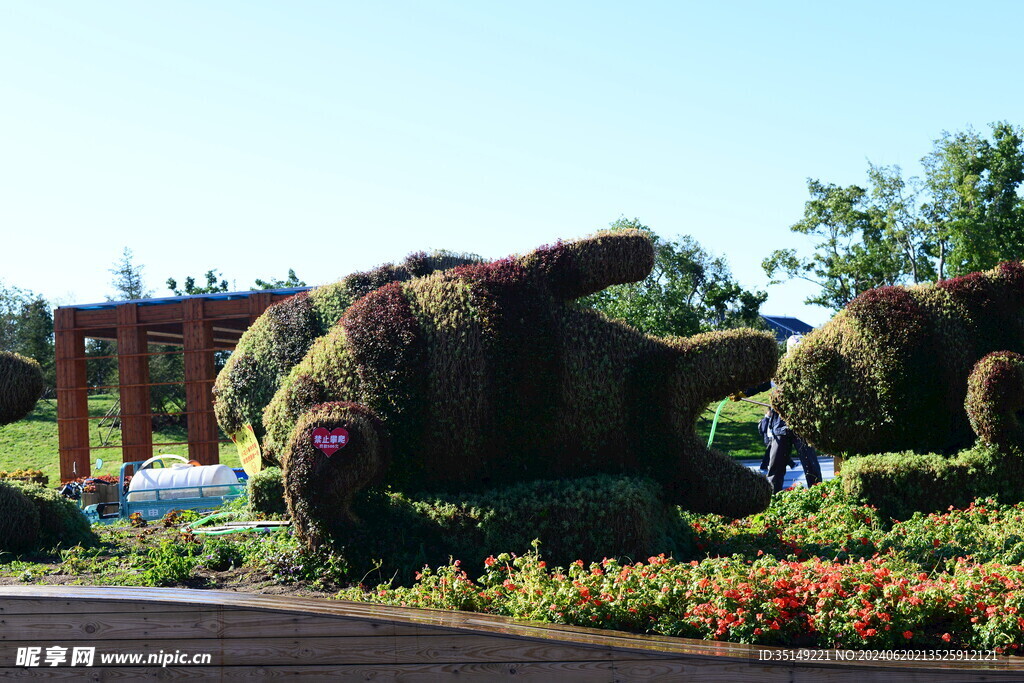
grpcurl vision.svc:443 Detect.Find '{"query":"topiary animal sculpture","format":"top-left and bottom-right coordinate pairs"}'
top-left (222, 231), bottom-right (777, 547)
top-left (213, 251), bottom-right (481, 465)
top-left (772, 262), bottom-right (1024, 456)
top-left (0, 351), bottom-right (43, 426)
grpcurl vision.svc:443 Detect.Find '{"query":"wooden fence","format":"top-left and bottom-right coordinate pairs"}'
top-left (0, 586), bottom-right (1020, 680)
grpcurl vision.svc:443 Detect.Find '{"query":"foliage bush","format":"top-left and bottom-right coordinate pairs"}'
top-left (0, 481), bottom-right (41, 553)
top-left (213, 251), bottom-right (482, 463)
top-left (0, 351), bottom-right (43, 426)
top-left (773, 262), bottom-right (1024, 456)
top-left (839, 442), bottom-right (1024, 520)
top-left (8, 481), bottom-right (96, 549)
top-left (247, 466), bottom-right (287, 516)
top-left (965, 351), bottom-right (1024, 448)
top-left (252, 231), bottom-right (776, 547)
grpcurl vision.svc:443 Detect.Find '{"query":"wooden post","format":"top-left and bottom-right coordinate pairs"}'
top-left (117, 304), bottom-right (153, 465)
top-left (248, 291), bottom-right (272, 324)
top-left (55, 308), bottom-right (91, 481)
top-left (184, 298), bottom-right (218, 465)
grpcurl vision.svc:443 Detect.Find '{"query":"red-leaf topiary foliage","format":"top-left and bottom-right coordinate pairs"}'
top-left (213, 251), bottom-right (481, 464)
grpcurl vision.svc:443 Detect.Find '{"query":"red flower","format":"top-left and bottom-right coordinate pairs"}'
top-left (903, 631), bottom-right (913, 639)
top-left (941, 633), bottom-right (952, 642)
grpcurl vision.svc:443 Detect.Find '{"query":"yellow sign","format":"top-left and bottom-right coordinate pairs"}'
top-left (230, 423), bottom-right (263, 477)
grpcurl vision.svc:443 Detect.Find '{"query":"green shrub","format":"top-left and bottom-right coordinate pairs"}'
top-left (0, 482), bottom-right (40, 553)
top-left (774, 263), bottom-right (1024, 456)
top-left (0, 352), bottom-right (43, 426)
top-left (840, 442), bottom-right (1024, 520)
top-left (254, 231), bottom-right (775, 547)
top-left (8, 482), bottom-right (97, 548)
top-left (247, 467), bottom-right (287, 516)
top-left (316, 475), bottom-right (691, 584)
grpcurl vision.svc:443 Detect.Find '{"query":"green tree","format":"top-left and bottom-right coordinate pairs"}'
top-left (763, 180), bottom-right (904, 310)
top-left (583, 218), bottom-right (767, 337)
top-left (253, 269), bottom-right (306, 290)
top-left (0, 285), bottom-right (54, 389)
top-left (166, 270), bottom-right (229, 296)
top-left (109, 247), bottom-right (151, 300)
top-left (767, 122), bottom-right (1024, 311)
top-left (922, 121), bottom-right (1024, 278)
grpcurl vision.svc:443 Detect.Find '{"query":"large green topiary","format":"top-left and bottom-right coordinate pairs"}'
top-left (0, 481), bottom-right (41, 553)
top-left (773, 262), bottom-right (1024, 456)
top-left (218, 231), bottom-right (777, 548)
top-left (213, 252), bottom-right (481, 464)
top-left (0, 351), bottom-right (43, 426)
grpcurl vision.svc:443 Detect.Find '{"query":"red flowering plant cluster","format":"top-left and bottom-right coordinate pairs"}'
top-left (338, 482), bottom-right (1024, 652)
top-left (79, 474), bottom-right (119, 494)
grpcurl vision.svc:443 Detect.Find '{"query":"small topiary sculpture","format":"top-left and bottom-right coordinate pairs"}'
top-left (773, 262), bottom-right (1024, 456)
top-left (216, 230), bottom-right (777, 547)
top-left (213, 252), bottom-right (481, 464)
top-left (0, 351), bottom-right (43, 426)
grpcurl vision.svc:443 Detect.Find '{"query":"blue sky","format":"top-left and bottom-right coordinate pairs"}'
top-left (2, 1), bottom-right (1021, 326)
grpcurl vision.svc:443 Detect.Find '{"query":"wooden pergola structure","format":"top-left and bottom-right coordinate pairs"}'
top-left (54, 288), bottom-right (308, 482)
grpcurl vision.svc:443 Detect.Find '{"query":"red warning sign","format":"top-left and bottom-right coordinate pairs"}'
top-left (312, 427), bottom-right (349, 457)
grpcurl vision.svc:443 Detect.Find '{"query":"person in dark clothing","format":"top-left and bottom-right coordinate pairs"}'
top-left (739, 334), bottom-right (823, 492)
top-left (764, 407), bottom-right (822, 492)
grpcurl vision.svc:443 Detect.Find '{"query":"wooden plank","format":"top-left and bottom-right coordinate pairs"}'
top-left (135, 302), bottom-right (184, 325)
top-left (0, 599), bottom-right (221, 615)
top-left (0, 661), bottom-right (1017, 682)
top-left (70, 307), bottom-right (117, 328)
top-left (0, 610), bottom-right (426, 641)
top-left (54, 308), bottom-right (91, 481)
top-left (202, 298), bottom-right (249, 317)
top-left (0, 588), bottom-right (1020, 679)
top-left (0, 634), bottom-right (628, 666)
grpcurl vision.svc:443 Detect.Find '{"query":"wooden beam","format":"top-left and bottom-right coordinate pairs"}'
top-left (55, 308), bottom-right (90, 481)
top-left (183, 299), bottom-right (218, 465)
top-left (117, 304), bottom-right (153, 465)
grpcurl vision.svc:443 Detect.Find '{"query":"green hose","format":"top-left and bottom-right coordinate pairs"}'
top-left (707, 398), bottom-right (729, 448)
top-left (182, 510), bottom-right (260, 536)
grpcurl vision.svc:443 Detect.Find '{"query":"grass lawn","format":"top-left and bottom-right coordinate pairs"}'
top-left (0, 394), bottom-right (240, 483)
top-left (695, 390), bottom-right (770, 459)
